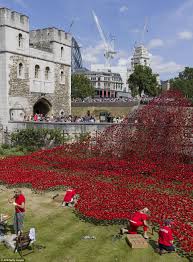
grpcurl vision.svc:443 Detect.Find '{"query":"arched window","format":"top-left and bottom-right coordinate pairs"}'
top-left (18, 63), bottom-right (23, 77)
top-left (18, 33), bottom-right (23, 48)
top-left (61, 47), bottom-right (64, 58)
top-left (60, 71), bottom-right (64, 83)
top-left (45, 67), bottom-right (50, 80)
top-left (35, 65), bottom-right (40, 79)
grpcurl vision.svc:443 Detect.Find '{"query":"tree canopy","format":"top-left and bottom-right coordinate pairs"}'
top-left (71, 74), bottom-right (95, 99)
top-left (128, 65), bottom-right (159, 97)
top-left (170, 67), bottom-right (193, 99)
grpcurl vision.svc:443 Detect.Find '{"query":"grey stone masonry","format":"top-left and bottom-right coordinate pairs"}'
top-left (0, 7), bottom-right (72, 128)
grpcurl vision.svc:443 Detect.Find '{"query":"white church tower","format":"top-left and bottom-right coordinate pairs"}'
top-left (131, 45), bottom-right (150, 71)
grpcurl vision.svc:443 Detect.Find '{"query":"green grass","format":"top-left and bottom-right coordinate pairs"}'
top-left (0, 188), bottom-right (188, 262)
top-left (72, 106), bottom-right (134, 119)
top-left (0, 146), bottom-right (26, 157)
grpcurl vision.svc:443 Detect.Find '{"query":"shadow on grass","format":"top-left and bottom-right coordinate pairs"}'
top-left (148, 239), bottom-right (158, 250)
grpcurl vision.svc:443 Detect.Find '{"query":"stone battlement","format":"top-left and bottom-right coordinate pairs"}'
top-left (0, 7), bottom-right (29, 31)
top-left (30, 27), bottom-right (71, 47)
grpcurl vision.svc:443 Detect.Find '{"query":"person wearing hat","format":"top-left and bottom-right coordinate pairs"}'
top-left (9, 189), bottom-right (25, 235)
top-left (157, 219), bottom-right (175, 255)
top-left (121, 207), bottom-right (150, 239)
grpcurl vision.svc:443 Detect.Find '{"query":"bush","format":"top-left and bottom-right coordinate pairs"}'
top-left (11, 128), bottom-right (64, 151)
top-left (1, 144), bottom-right (10, 149)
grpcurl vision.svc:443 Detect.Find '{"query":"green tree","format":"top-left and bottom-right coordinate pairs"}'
top-left (128, 65), bottom-right (159, 97)
top-left (170, 67), bottom-right (193, 99)
top-left (71, 74), bottom-right (95, 99)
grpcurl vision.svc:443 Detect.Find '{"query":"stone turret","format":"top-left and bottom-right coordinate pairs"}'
top-left (29, 28), bottom-right (71, 65)
top-left (0, 7), bottom-right (29, 31)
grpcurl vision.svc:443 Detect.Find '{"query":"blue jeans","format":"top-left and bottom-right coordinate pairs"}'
top-left (13, 212), bottom-right (25, 234)
top-left (159, 243), bottom-right (175, 252)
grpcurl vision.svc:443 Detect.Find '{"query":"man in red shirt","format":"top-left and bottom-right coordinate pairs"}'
top-left (62, 188), bottom-right (76, 207)
top-left (157, 219), bottom-right (175, 254)
top-left (121, 207), bottom-right (150, 239)
top-left (9, 189), bottom-right (25, 235)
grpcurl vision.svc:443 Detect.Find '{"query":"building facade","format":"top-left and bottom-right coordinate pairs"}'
top-left (75, 68), bottom-right (123, 98)
top-left (0, 7), bottom-right (72, 127)
top-left (71, 37), bottom-right (83, 73)
top-left (131, 45), bottom-right (150, 70)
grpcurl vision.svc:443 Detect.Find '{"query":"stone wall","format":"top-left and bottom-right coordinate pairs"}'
top-left (9, 55), bottom-right (30, 97)
top-left (52, 64), bottom-right (71, 115)
top-left (0, 130), bottom-right (4, 144)
top-left (8, 121), bottom-right (117, 135)
top-left (8, 55), bottom-right (71, 118)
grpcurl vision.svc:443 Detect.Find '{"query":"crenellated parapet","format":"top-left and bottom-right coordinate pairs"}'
top-left (0, 7), bottom-right (29, 32)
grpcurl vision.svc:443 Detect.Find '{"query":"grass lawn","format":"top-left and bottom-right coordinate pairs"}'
top-left (0, 186), bottom-right (188, 262)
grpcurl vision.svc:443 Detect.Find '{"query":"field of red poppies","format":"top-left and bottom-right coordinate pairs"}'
top-left (0, 91), bottom-right (192, 257)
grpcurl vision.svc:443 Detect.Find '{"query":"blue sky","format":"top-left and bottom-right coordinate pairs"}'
top-left (1, 0), bottom-right (193, 79)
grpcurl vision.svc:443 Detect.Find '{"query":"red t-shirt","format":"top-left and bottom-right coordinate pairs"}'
top-left (159, 226), bottom-right (173, 246)
top-left (15, 194), bottom-right (25, 213)
top-left (130, 212), bottom-right (148, 223)
top-left (63, 189), bottom-right (76, 202)
top-left (34, 114), bottom-right (38, 121)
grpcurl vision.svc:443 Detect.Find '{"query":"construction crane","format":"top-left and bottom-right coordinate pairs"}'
top-left (141, 17), bottom-right (148, 45)
top-left (92, 11), bottom-right (116, 68)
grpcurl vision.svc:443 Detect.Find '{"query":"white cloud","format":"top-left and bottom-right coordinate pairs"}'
top-left (177, 31), bottom-right (193, 40)
top-left (150, 54), bottom-right (184, 74)
top-left (148, 38), bottom-right (164, 49)
top-left (82, 42), bottom-right (105, 64)
top-left (117, 58), bottom-right (128, 66)
top-left (82, 41), bottom-right (183, 79)
top-left (129, 28), bottom-right (140, 33)
top-left (120, 5), bottom-right (128, 13)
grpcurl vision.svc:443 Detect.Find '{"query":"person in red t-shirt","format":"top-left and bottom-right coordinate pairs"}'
top-left (9, 189), bottom-right (25, 235)
top-left (62, 188), bottom-right (76, 207)
top-left (129, 207), bottom-right (150, 238)
top-left (157, 219), bottom-right (175, 255)
top-left (121, 207), bottom-right (150, 239)
top-left (34, 113), bottom-right (38, 122)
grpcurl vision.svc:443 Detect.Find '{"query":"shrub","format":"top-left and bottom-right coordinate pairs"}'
top-left (11, 128), bottom-right (64, 151)
top-left (1, 144), bottom-right (10, 149)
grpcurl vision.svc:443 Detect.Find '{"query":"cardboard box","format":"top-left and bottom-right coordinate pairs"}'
top-left (126, 234), bottom-right (148, 249)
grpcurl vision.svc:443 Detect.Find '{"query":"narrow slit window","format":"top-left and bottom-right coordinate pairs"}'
top-left (35, 65), bottom-right (40, 79)
top-left (45, 67), bottom-right (50, 80)
top-left (18, 33), bottom-right (23, 48)
top-left (18, 63), bottom-right (23, 77)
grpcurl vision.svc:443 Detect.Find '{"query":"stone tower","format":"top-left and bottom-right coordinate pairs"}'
top-left (0, 8), bottom-right (29, 126)
top-left (131, 45), bottom-right (150, 71)
top-left (0, 7), bottom-right (72, 128)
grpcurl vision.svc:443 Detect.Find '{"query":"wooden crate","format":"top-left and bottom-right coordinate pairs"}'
top-left (126, 234), bottom-right (148, 249)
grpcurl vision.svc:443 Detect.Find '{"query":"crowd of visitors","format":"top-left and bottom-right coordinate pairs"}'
top-left (72, 96), bottom-right (154, 104)
top-left (24, 113), bottom-right (125, 123)
top-left (72, 97), bottom-right (138, 103)
top-left (25, 114), bottom-right (97, 123)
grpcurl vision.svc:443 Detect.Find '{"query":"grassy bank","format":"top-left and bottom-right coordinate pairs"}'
top-left (0, 145), bottom-right (26, 157)
top-left (72, 106), bottom-right (134, 118)
top-left (0, 186), bottom-right (187, 262)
